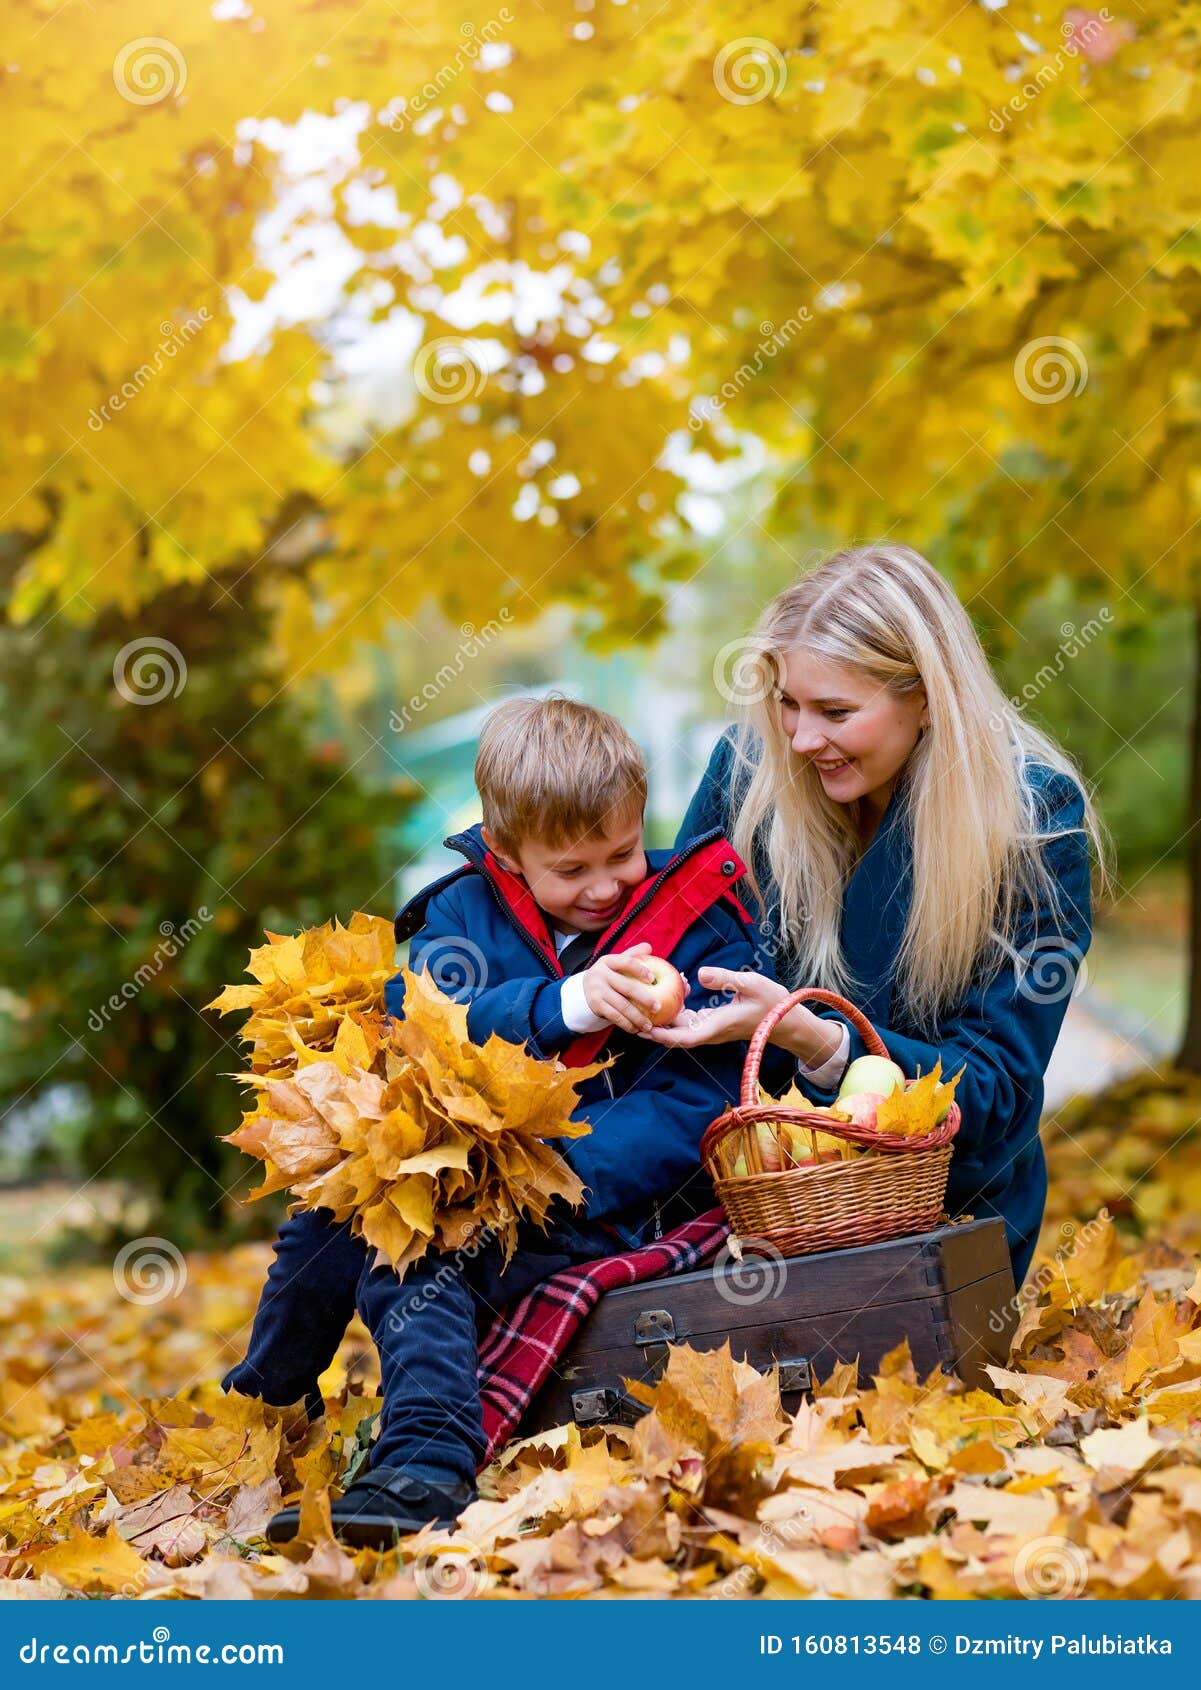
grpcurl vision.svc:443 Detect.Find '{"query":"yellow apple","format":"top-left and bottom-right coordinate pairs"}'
top-left (837, 1054), bottom-right (906, 1102)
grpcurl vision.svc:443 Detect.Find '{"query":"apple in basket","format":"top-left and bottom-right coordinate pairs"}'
top-left (640, 954), bottom-right (688, 1027)
top-left (837, 1054), bottom-right (905, 1103)
top-left (833, 1090), bottom-right (888, 1130)
top-left (731, 1123), bottom-right (784, 1176)
top-left (783, 1117), bottom-right (851, 1168)
top-left (830, 1054), bottom-right (908, 1132)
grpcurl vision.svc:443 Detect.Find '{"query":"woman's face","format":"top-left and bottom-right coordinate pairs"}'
top-left (775, 649), bottom-right (929, 815)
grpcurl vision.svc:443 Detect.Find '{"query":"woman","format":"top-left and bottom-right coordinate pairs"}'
top-left (650, 542), bottom-right (1107, 1286)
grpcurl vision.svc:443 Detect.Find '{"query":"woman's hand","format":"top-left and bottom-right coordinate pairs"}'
top-left (641, 966), bottom-right (844, 1066)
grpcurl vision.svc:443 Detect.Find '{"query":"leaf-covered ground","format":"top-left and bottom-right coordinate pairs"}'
top-left (3, 1067), bottom-right (1201, 1601)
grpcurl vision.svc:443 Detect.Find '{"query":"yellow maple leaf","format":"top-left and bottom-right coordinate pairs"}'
top-left (1122, 1288), bottom-right (1185, 1392)
top-left (159, 1394), bottom-right (281, 1490)
top-left (873, 1061), bottom-right (963, 1137)
top-left (34, 1523), bottom-right (149, 1594)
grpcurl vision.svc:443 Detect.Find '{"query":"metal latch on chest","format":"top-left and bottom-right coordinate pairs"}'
top-left (568, 1305), bottom-right (813, 1427)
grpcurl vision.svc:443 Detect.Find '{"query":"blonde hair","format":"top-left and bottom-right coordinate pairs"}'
top-left (727, 542), bottom-right (1110, 1028)
top-left (475, 694), bottom-right (647, 856)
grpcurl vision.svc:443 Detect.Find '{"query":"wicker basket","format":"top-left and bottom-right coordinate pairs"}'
top-left (699, 988), bottom-right (960, 1257)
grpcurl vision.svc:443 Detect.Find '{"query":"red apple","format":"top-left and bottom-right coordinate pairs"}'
top-left (729, 1123), bottom-right (782, 1175)
top-left (833, 1090), bottom-right (887, 1130)
top-left (783, 1124), bottom-right (845, 1167)
top-left (641, 954), bottom-right (687, 1026)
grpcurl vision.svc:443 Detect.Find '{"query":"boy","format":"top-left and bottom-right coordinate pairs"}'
top-left (222, 696), bottom-right (758, 1547)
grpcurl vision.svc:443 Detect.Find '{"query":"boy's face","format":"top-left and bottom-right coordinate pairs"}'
top-left (484, 808), bottom-right (648, 935)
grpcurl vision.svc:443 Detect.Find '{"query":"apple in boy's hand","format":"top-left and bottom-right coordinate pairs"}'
top-left (640, 954), bottom-right (687, 1026)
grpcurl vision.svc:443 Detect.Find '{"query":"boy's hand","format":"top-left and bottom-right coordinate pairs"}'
top-left (582, 941), bottom-right (689, 1035)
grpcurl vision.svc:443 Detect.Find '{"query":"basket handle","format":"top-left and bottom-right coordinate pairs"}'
top-left (740, 987), bottom-right (887, 1108)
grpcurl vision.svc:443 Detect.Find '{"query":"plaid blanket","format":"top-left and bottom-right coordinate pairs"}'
top-left (476, 1207), bottom-right (730, 1464)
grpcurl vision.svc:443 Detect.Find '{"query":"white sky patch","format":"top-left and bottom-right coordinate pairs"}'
top-left (677, 492), bottom-right (725, 535)
top-left (218, 107), bottom-right (748, 499)
top-left (343, 176), bottom-right (408, 230)
top-left (315, 309), bottom-right (426, 433)
top-left (580, 335), bottom-right (620, 364)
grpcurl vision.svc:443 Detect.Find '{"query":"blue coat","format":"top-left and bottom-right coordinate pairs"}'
top-left (385, 823), bottom-right (758, 1249)
top-left (677, 732), bottom-right (1093, 1285)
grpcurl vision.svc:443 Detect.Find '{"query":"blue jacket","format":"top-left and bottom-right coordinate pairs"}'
top-left (677, 731), bottom-right (1093, 1286)
top-left (385, 823), bottom-right (758, 1249)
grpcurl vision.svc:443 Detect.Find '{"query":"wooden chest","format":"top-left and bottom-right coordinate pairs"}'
top-left (521, 1218), bottom-right (1017, 1433)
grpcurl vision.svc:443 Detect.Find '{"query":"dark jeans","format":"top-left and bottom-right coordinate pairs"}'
top-left (221, 1204), bottom-right (616, 1486)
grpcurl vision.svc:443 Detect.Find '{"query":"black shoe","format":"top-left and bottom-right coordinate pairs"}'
top-left (266, 1466), bottom-right (477, 1550)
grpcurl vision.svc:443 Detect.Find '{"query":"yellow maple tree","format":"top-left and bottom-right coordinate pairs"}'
top-left (5, 1), bottom-right (1198, 667)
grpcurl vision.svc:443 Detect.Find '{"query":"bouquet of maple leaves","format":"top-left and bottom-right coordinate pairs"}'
top-left (206, 913), bottom-right (605, 1277)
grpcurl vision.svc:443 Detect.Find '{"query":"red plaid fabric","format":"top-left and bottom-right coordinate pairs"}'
top-left (476, 1207), bottom-right (730, 1464)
